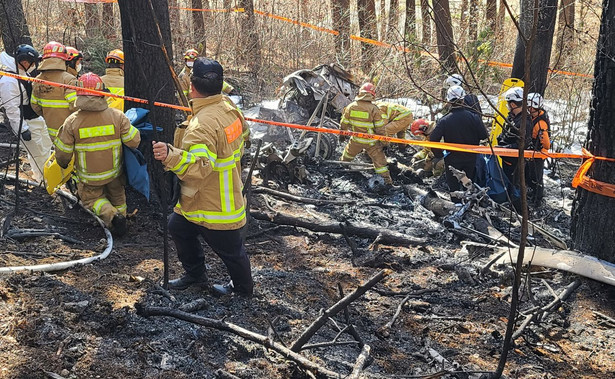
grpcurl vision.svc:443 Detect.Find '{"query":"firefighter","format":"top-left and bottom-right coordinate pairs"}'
top-left (339, 82), bottom-right (392, 184)
top-left (65, 46), bottom-right (83, 78)
top-left (178, 48), bottom-right (236, 100)
top-left (376, 101), bottom-right (413, 139)
top-left (152, 58), bottom-right (253, 296)
top-left (430, 86), bottom-right (488, 202)
top-left (498, 86), bottom-right (532, 186)
top-left (0, 44), bottom-right (52, 182)
top-left (30, 41), bottom-right (77, 141)
top-left (54, 73), bottom-right (141, 236)
top-left (526, 92), bottom-right (551, 205)
top-left (101, 49), bottom-right (124, 111)
top-left (444, 74), bottom-right (481, 114)
top-left (409, 119), bottom-right (444, 177)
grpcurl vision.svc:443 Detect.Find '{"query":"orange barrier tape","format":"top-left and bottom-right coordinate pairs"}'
top-left (4, 70), bottom-right (613, 197)
top-left (170, 6), bottom-right (245, 13)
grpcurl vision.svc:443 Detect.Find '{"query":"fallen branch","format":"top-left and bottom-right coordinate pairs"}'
top-left (250, 210), bottom-right (425, 246)
top-left (138, 306), bottom-right (342, 378)
top-left (301, 340), bottom-right (359, 350)
top-left (512, 280), bottom-right (582, 340)
top-left (348, 344), bottom-right (371, 379)
top-left (253, 186), bottom-right (356, 206)
top-left (593, 310), bottom-right (615, 328)
top-left (379, 293), bottom-right (414, 337)
top-left (290, 270), bottom-right (388, 352)
top-left (6, 229), bottom-right (83, 244)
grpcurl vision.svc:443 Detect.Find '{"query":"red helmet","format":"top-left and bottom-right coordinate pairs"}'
top-left (184, 49), bottom-right (198, 60)
top-left (77, 72), bottom-right (105, 96)
top-left (65, 46), bottom-right (83, 62)
top-left (360, 82), bottom-right (376, 96)
top-left (411, 119), bottom-right (430, 136)
top-left (42, 41), bottom-right (68, 60)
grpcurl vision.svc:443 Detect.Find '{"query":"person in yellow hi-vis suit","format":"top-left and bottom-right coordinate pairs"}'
top-left (410, 119), bottom-right (445, 177)
top-left (30, 41), bottom-right (77, 141)
top-left (54, 73), bottom-right (140, 236)
top-left (101, 49), bottom-right (124, 111)
top-left (339, 83), bottom-right (391, 184)
top-left (376, 101), bottom-right (413, 139)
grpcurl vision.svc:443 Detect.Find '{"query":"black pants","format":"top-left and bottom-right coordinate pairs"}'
top-left (501, 156), bottom-right (518, 186)
top-left (445, 159), bottom-right (477, 194)
top-left (168, 213), bottom-right (253, 294)
top-left (526, 158), bottom-right (544, 202)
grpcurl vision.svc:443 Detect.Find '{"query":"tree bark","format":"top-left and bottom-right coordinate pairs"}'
top-left (485, 0), bottom-right (497, 31)
top-left (555, 0), bottom-right (575, 53)
top-left (84, 3), bottom-right (101, 39)
top-left (117, 0), bottom-right (177, 193)
top-left (0, 0), bottom-right (33, 54)
top-left (510, 0), bottom-right (558, 94)
top-left (496, 0), bottom-right (506, 33)
top-left (238, 0), bottom-right (260, 73)
top-left (191, 0), bottom-right (205, 35)
top-left (420, 0), bottom-right (432, 44)
top-left (405, 0), bottom-right (417, 38)
top-left (330, 0), bottom-right (351, 66)
top-left (468, 0), bottom-right (478, 40)
top-left (571, 0), bottom-right (615, 263)
top-left (432, 0), bottom-right (456, 72)
top-left (102, 3), bottom-right (115, 39)
top-left (358, 0), bottom-right (377, 70)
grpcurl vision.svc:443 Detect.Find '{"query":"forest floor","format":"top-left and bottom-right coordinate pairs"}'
top-left (0, 124), bottom-right (614, 379)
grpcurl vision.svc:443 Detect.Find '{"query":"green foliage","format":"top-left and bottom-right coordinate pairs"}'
top-left (463, 28), bottom-right (505, 88)
top-left (80, 37), bottom-right (117, 76)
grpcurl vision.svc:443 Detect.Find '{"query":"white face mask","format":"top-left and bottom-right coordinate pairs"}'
top-left (186, 61), bottom-right (194, 68)
top-left (76, 63), bottom-right (82, 73)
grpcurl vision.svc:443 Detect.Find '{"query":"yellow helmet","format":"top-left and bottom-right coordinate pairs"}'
top-left (184, 49), bottom-right (199, 60)
top-left (105, 49), bottom-right (124, 64)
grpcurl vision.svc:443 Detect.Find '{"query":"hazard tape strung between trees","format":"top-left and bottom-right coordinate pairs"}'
top-left (2, 70), bottom-right (611, 197)
top-left (58, 0), bottom-right (591, 78)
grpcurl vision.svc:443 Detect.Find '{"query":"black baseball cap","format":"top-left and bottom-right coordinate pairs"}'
top-left (192, 57), bottom-right (223, 79)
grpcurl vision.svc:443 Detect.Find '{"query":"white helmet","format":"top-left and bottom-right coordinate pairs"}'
top-left (527, 92), bottom-right (544, 109)
top-left (504, 87), bottom-right (524, 103)
top-left (446, 85), bottom-right (466, 102)
top-left (444, 74), bottom-right (463, 88)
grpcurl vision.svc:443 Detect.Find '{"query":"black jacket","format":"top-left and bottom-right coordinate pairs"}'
top-left (429, 106), bottom-right (488, 164)
top-left (464, 93), bottom-right (481, 114)
top-left (498, 110), bottom-right (533, 149)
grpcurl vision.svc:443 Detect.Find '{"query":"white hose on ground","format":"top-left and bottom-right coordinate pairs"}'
top-left (0, 174), bottom-right (113, 274)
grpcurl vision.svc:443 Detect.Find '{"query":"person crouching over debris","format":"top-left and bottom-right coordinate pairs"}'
top-left (526, 92), bottom-right (551, 205)
top-left (54, 73), bottom-right (141, 236)
top-left (376, 101), bottom-right (413, 140)
top-left (152, 58), bottom-right (253, 297)
top-left (409, 119), bottom-right (444, 177)
top-left (429, 86), bottom-right (488, 203)
top-left (339, 82), bottom-right (392, 184)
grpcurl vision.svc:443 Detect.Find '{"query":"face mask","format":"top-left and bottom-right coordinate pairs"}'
top-left (186, 61), bottom-right (194, 68)
top-left (76, 63), bottom-right (82, 73)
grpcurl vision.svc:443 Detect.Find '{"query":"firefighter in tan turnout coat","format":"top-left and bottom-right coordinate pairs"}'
top-left (153, 58), bottom-right (253, 296)
top-left (340, 83), bottom-right (392, 184)
top-left (30, 41), bottom-right (77, 141)
top-left (54, 73), bottom-right (141, 236)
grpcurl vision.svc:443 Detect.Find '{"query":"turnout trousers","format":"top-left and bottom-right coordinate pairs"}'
top-left (341, 140), bottom-right (392, 184)
top-left (77, 174), bottom-right (127, 227)
top-left (168, 213), bottom-right (254, 294)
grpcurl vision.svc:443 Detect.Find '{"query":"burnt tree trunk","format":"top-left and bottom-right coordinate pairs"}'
top-left (331, 0), bottom-right (351, 66)
top-left (191, 0), bottom-right (205, 35)
top-left (511, 0), bottom-right (558, 94)
top-left (237, 0), bottom-right (260, 73)
top-left (496, 0), bottom-right (506, 33)
top-left (420, 0), bottom-right (432, 44)
top-left (571, 0), bottom-right (615, 263)
top-left (432, 0), bottom-right (456, 72)
top-left (0, 0), bottom-right (33, 54)
top-left (358, 0), bottom-right (377, 70)
top-left (84, 4), bottom-right (101, 39)
top-left (405, 0), bottom-right (417, 38)
top-left (485, 0), bottom-right (497, 31)
top-left (117, 0), bottom-right (176, 193)
top-left (468, 0), bottom-right (478, 40)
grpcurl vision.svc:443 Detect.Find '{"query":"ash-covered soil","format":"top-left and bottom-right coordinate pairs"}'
top-left (1, 137), bottom-right (614, 379)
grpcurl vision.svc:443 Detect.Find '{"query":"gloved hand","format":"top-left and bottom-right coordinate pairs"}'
top-left (21, 130), bottom-right (31, 141)
top-left (245, 139), bottom-right (252, 149)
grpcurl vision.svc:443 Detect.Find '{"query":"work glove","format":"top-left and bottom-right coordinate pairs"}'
top-left (21, 130), bottom-right (31, 141)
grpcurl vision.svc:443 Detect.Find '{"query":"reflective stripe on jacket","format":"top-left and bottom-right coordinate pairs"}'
top-left (164, 95), bottom-right (246, 230)
top-left (31, 57), bottom-right (77, 139)
top-left (54, 96), bottom-right (140, 185)
top-left (101, 68), bottom-right (124, 111)
top-left (376, 101), bottom-right (413, 136)
top-left (339, 90), bottom-right (384, 145)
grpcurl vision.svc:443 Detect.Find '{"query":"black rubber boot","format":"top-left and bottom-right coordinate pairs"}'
top-left (111, 214), bottom-right (128, 237)
top-left (168, 274), bottom-right (209, 290)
